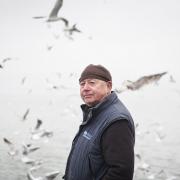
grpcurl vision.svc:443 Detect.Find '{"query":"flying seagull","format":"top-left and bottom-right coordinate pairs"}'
top-left (30, 119), bottom-right (53, 141)
top-left (0, 57), bottom-right (14, 69)
top-left (33, 0), bottom-right (68, 26)
top-left (32, 16), bottom-right (46, 19)
top-left (64, 24), bottom-right (82, 35)
top-left (21, 76), bottom-right (27, 85)
top-left (45, 171), bottom-right (60, 180)
top-left (169, 75), bottom-right (176, 83)
top-left (22, 143), bottom-right (40, 156)
top-left (3, 137), bottom-right (12, 145)
top-left (22, 108), bottom-right (30, 121)
top-left (115, 72), bottom-right (167, 93)
top-left (30, 119), bottom-right (43, 135)
top-left (35, 119), bottom-right (43, 130)
top-left (2, 57), bottom-right (12, 63)
top-left (27, 166), bottom-right (60, 180)
top-left (3, 137), bottom-right (18, 156)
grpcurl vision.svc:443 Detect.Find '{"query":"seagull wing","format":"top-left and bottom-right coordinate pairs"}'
top-left (132, 76), bottom-right (148, 90)
top-left (3, 137), bottom-right (12, 145)
top-left (27, 170), bottom-right (43, 180)
top-left (35, 119), bottom-right (43, 130)
top-left (29, 146), bottom-right (40, 153)
top-left (32, 16), bottom-right (46, 19)
top-left (59, 17), bottom-right (69, 27)
top-left (2, 57), bottom-right (12, 63)
top-left (45, 171), bottom-right (60, 180)
top-left (22, 108), bottom-right (30, 121)
top-left (3, 137), bottom-right (18, 156)
top-left (72, 24), bottom-right (81, 33)
top-left (49, 0), bottom-right (63, 18)
top-left (27, 172), bottom-right (34, 180)
top-left (153, 71), bottom-right (167, 80)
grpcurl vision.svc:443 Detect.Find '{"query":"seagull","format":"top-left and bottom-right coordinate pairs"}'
top-left (3, 137), bottom-right (18, 156)
top-left (27, 166), bottom-right (60, 180)
top-left (21, 145), bottom-right (43, 165)
top-left (3, 137), bottom-right (13, 145)
top-left (45, 78), bottom-right (69, 90)
top-left (21, 156), bottom-right (37, 165)
top-left (40, 130), bottom-right (53, 138)
top-left (47, 45), bottom-right (54, 51)
top-left (33, 0), bottom-right (68, 26)
top-left (22, 143), bottom-right (40, 156)
top-left (154, 130), bottom-right (166, 142)
top-left (30, 119), bottom-right (43, 139)
top-left (32, 16), bottom-right (46, 19)
top-left (22, 108), bottom-right (30, 121)
top-left (2, 57), bottom-right (12, 63)
top-left (27, 166), bottom-right (43, 180)
top-left (45, 171), bottom-right (60, 180)
top-left (115, 72), bottom-right (167, 93)
top-left (21, 76), bottom-right (27, 85)
top-left (0, 57), bottom-right (13, 69)
top-left (137, 162), bottom-right (150, 172)
top-left (31, 129), bottom-right (53, 141)
top-left (63, 23), bottom-right (82, 40)
top-left (135, 153), bottom-right (142, 161)
top-left (64, 24), bottom-right (81, 35)
top-left (169, 75), bottom-right (176, 83)
top-left (35, 119), bottom-right (43, 130)
top-left (30, 119), bottom-right (53, 141)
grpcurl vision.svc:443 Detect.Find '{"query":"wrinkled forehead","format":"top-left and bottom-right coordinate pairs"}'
top-left (79, 79), bottom-right (112, 89)
top-left (79, 78), bottom-right (105, 84)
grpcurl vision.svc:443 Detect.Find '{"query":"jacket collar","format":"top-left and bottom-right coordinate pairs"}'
top-left (80, 91), bottom-right (117, 124)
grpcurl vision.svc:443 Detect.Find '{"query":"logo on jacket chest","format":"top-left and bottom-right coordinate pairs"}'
top-left (83, 131), bottom-right (93, 140)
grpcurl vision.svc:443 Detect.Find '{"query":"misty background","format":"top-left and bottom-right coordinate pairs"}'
top-left (0, 0), bottom-right (180, 179)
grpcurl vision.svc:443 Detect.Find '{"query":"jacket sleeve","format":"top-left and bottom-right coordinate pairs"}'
top-left (101, 120), bottom-right (134, 180)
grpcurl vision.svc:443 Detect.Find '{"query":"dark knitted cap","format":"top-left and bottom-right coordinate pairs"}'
top-left (79, 64), bottom-right (112, 82)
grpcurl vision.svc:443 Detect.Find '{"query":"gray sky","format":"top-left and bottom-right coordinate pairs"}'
top-left (0, 0), bottom-right (180, 86)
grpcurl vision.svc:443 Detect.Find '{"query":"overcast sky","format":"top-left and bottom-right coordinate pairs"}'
top-left (0, 0), bottom-right (180, 88)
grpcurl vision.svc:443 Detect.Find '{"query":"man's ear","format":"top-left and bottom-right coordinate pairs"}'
top-left (107, 81), bottom-right (112, 89)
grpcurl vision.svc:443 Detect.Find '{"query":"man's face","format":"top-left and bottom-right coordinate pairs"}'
top-left (79, 78), bottom-right (112, 107)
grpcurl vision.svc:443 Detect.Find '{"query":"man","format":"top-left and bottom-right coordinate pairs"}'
top-left (63, 64), bottom-right (135, 180)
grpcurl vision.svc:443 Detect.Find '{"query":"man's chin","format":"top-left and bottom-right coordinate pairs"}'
top-left (85, 100), bottom-right (99, 107)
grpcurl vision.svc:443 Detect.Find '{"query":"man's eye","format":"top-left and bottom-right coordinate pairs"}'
top-left (80, 82), bottom-right (85, 86)
top-left (89, 81), bottom-right (95, 84)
